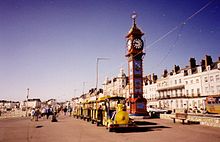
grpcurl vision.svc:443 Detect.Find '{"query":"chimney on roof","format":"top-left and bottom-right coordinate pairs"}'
top-left (174, 65), bottom-right (180, 73)
top-left (163, 69), bottom-right (168, 77)
top-left (152, 73), bottom-right (157, 83)
top-left (200, 59), bottom-right (205, 71)
top-left (189, 58), bottom-right (196, 69)
top-left (143, 76), bottom-right (149, 85)
top-left (205, 55), bottom-right (213, 67)
top-left (201, 59), bottom-right (205, 66)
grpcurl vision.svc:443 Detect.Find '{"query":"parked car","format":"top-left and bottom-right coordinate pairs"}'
top-left (147, 106), bottom-right (169, 118)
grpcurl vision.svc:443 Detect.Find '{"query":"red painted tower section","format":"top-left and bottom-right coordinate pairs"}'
top-left (126, 13), bottom-right (147, 116)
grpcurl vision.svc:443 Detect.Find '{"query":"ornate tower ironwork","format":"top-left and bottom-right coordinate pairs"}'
top-left (125, 12), bottom-right (147, 115)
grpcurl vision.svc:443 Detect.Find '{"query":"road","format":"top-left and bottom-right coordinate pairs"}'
top-left (0, 115), bottom-right (220, 142)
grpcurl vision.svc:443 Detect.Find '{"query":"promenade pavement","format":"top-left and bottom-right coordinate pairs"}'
top-left (0, 114), bottom-right (220, 142)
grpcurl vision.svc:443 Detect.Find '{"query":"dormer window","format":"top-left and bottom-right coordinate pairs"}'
top-left (188, 69), bottom-right (192, 75)
top-left (218, 63), bottom-right (220, 69)
top-left (216, 75), bottom-right (220, 81)
top-left (207, 65), bottom-right (211, 70)
top-left (197, 66), bottom-right (202, 73)
top-left (204, 76), bottom-right (208, 82)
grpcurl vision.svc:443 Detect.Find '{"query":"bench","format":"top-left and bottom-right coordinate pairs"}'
top-left (171, 113), bottom-right (188, 124)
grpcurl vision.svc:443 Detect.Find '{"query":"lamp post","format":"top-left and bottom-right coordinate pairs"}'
top-left (26, 88), bottom-right (29, 117)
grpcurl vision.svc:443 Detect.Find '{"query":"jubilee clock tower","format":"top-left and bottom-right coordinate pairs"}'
top-left (126, 12), bottom-right (147, 116)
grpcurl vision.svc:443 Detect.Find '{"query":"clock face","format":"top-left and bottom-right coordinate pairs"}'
top-left (133, 38), bottom-right (143, 49)
top-left (127, 39), bottom-right (132, 51)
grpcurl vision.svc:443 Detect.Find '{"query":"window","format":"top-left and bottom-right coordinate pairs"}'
top-left (180, 89), bottom-right (182, 96)
top-left (176, 100), bottom-right (178, 108)
top-left (210, 76), bottom-right (214, 82)
top-left (217, 85), bottom-right (220, 93)
top-left (175, 80), bottom-right (177, 84)
top-left (173, 90), bottom-right (177, 97)
top-left (205, 87), bottom-right (209, 93)
top-left (179, 79), bottom-right (181, 83)
top-left (180, 99), bottom-right (183, 108)
top-left (145, 90), bottom-right (147, 94)
top-left (197, 88), bottom-right (200, 96)
top-left (186, 81), bottom-right (188, 84)
top-left (210, 86), bottom-right (214, 94)
top-left (207, 65), bottom-right (211, 70)
top-left (216, 75), bottom-right (220, 81)
top-left (204, 77), bottom-right (208, 82)
top-left (186, 90), bottom-right (189, 96)
top-left (191, 80), bottom-right (193, 84)
top-left (191, 89), bottom-right (194, 96)
top-left (196, 79), bottom-right (199, 83)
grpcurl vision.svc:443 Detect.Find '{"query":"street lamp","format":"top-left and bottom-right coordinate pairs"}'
top-left (95, 57), bottom-right (109, 90)
top-left (26, 88), bottom-right (29, 117)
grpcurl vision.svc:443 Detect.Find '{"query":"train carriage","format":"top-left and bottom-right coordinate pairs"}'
top-left (95, 96), bottom-right (109, 126)
top-left (82, 101), bottom-right (90, 121)
top-left (89, 100), bottom-right (97, 124)
top-left (73, 102), bottom-right (83, 119)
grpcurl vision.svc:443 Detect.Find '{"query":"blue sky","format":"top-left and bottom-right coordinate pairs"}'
top-left (0, 0), bottom-right (219, 101)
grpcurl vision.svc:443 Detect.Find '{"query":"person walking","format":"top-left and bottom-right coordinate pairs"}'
top-left (30, 108), bottom-right (35, 121)
top-left (63, 106), bottom-right (67, 115)
top-left (41, 107), bottom-right (46, 118)
top-left (34, 108), bottom-right (40, 121)
top-left (46, 107), bottom-right (50, 119)
top-left (68, 106), bottom-right (72, 116)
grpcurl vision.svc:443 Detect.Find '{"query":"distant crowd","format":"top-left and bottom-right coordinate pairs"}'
top-left (30, 105), bottom-right (73, 121)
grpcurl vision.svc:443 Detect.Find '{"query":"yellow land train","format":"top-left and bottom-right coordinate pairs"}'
top-left (206, 95), bottom-right (220, 114)
top-left (100, 96), bottom-right (136, 132)
top-left (94, 95), bottom-right (109, 126)
top-left (73, 96), bottom-right (135, 132)
top-left (73, 102), bottom-right (83, 119)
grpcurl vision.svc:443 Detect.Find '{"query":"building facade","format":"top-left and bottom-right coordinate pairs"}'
top-left (102, 55), bottom-right (220, 113)
top-left (144, 55), bottom-right (220, 113)
top-left (103, 68), bottom-right (128, 98)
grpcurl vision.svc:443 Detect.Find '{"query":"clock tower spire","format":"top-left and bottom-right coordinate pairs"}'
top-left (126, 12), bottom-right (147, 116)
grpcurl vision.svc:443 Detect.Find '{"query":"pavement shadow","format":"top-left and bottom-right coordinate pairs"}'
top-left (134, 121), bottom-right (157, 125)
top-left (187, 121), bottom-right (200, 125)
top-left (112, 121), bottom-right (170, 133)
top-left (114, 125), bottom-right (170, 133)
top-left (35, 125), bottom-right (43, 128)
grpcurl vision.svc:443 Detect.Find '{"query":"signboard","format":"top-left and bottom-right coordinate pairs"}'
top-left (134, 78), bottom-right (142, 94)
top-left (133, 60), bottom-right (142, 75)
top-left (134, 78), bottom-right (142, 89)
top-left (137, 103), bottom-right (145, 109)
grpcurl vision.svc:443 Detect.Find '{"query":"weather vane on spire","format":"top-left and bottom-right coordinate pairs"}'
top-left (131, 11), bottom-right (137, 25)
